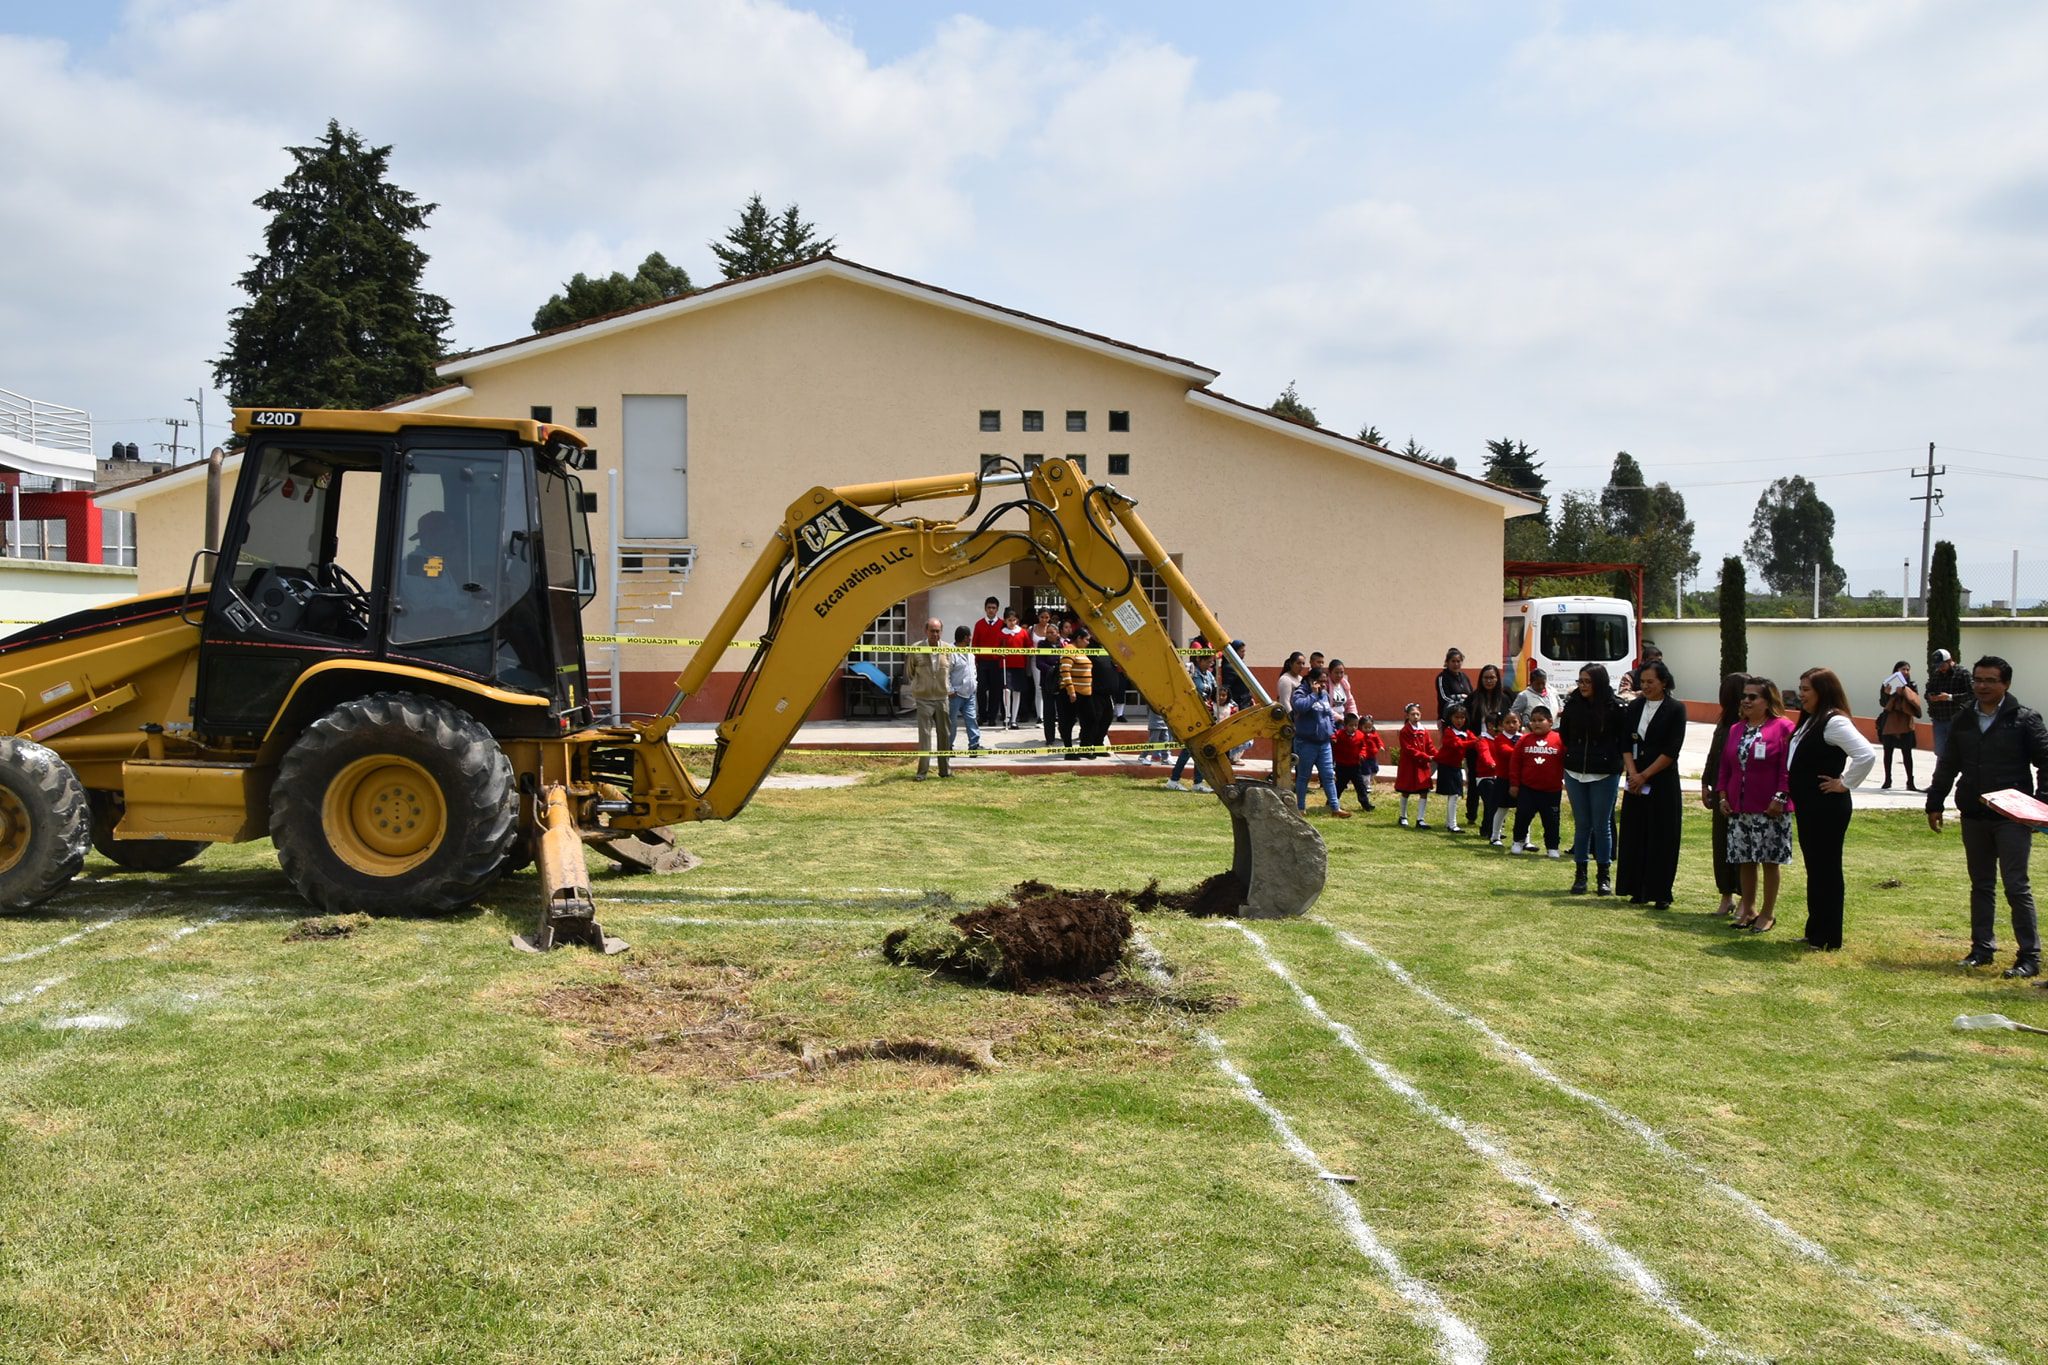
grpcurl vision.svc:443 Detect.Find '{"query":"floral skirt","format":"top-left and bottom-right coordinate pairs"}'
top-left (1725, 811), bottom-right (1793, 865)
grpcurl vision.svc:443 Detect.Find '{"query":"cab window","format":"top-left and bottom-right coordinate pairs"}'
top-left (391, 450), bottom-right (531, 646)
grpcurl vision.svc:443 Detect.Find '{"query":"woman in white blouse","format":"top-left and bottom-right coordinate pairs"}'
top-left (1788, 667), bottom-right (1878, 950)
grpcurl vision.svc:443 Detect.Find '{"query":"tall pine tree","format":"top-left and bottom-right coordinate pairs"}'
top-left (215, 120), bottom-right (451, 410)
top-left (711, 194), bottom-right (837, 279)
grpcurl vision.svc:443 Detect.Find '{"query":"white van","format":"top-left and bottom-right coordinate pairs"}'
top-left (1503, 595), bottom-right (1637, 693)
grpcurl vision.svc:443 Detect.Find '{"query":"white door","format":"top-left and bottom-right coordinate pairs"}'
top-left (623, 395), bottom-right (687, 539)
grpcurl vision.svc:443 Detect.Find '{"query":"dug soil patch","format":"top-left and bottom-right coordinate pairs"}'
top-left (1128, 872), bottom-right (1247, 918)
top-left (534, 958), bottom-right (791, 1081)
top-left (284, 913), bottom-right (370, 942)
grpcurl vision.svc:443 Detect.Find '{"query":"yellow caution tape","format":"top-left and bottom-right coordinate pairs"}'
top-left (668, 738), bottom-right (1191, 759)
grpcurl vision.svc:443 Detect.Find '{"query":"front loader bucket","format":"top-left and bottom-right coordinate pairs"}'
top-left (513, 785), bottom-right (628, 954)
top-left (1219, 781), bottom-right (1327, 917)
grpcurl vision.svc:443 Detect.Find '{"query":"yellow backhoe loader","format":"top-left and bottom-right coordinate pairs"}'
top-left (0, 409), bottom-right (1325, 950)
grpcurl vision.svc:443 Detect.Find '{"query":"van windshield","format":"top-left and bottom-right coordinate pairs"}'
top-left (1538, 612), bottom-right (1630, 663)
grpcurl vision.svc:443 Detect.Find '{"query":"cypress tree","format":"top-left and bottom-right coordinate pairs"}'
top-left (214, 120), bottom-right (451, 410)
top-left (1927, 540), bottom-right (1962, 662)
top-left (1719, 556), bottom-right (1748, 677)
top-left (711, 194), bottom-right (836, 280)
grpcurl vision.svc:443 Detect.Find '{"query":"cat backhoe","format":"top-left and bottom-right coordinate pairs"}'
top-left (0, 408), bottom-right (1325, 951)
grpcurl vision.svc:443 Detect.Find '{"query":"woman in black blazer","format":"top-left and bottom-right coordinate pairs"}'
top-left (1617, 660), bottom-right (1688, 908)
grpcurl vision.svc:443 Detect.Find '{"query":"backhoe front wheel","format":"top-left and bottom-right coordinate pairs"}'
top-left (270, 693), bottom-right (516, 916)
top-left (0, 737), bottom-right (91, 912)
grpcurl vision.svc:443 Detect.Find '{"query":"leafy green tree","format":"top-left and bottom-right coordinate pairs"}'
top-left (1546, 491), bottom-right (1610, 563)
top-left (710, 194), bottom-right (837, 279)
top-left (531, 251), bottom-right (696, 331)
top-left (1357, 424), bottom-right (1384, 445)
top-left (1928, 540), bottom-right (1963, 660)
top-left (1743, 475), bottom-right (1845, 598)
top-left (1718, 556), bottom-right (1748, 676)
top-left (1402, 436), bottom-right (1456, 472)
top-left (1483, 438), bottom-right (1547, 499)
top-left (1599, 452), bottom-right (1647, 538)
top-left (1268, 381), bottom-right (1317, 425)
top-left (214, 119), bottom-right (451, 409)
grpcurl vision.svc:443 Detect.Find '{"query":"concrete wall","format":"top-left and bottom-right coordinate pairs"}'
top-left (1645, 616), bottom-right (2048, 718)
top-left (0, 557), bottom-right (140, 627)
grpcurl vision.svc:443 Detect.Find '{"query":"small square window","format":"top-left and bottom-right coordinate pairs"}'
top-left (979, 454), bottom-right (1004, 477)
top-left (1023, 454), bottom-right (1044, 472)
top-left (1108, 410), bottom-right (1130, 432)
top-left (530, 405), bottom-right (554, 423)
top-left (1022, 410), bottom-right (1044, 432)
top-left (1068, 454), bottom-right (1087, 474)
top-left (576, 406), bottom-right (598, 428)
top-left (1065, 410), bottom-right (1087, 432)
top-left (1107, 453), bottom-right (1130, 476)
top-left (979, 410), bottom-right (1001, 432)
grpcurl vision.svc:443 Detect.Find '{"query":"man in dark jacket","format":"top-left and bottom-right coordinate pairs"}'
top-left (1924, 649), bottom-right (1973, 759)
top-left (1926, 655), bottom-right (2048, 978)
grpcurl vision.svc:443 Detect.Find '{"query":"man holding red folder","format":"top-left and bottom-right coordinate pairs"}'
top-left (1926, 655), bottom-right (2048, 980)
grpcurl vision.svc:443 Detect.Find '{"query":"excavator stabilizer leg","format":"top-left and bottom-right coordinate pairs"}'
top-left (513, 785), bottom-right (628, 954)
top-left (1220, 781), bottom-right (1327, 918)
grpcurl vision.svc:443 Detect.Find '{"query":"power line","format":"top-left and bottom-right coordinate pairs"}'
top-left (1542, 446), bottom-right (1917, 474)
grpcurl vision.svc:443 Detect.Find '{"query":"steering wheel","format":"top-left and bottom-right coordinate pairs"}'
top-left (313, 562), bottom-right (373, 634)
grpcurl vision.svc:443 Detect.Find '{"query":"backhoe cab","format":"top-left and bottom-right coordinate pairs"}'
top-left (1, 409), bottom-right (1326, 951)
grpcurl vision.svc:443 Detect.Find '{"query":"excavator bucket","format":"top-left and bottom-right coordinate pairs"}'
top-left (590, 825), bottom-right (701, 875)
top-left (1218, 781), bottom-right (1327, 917)
top-left (513, 784), bottom-right (628, 954)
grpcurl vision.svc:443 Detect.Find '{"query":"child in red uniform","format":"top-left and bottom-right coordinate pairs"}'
top-left (1435, 704), bottom-right (1475, 834)
top-left (1360, 714), bottom-right (1387, 796)
top-left (1395, 702), bottom-right (1437, 828)
top-left (1332, 712), bottom-right (1375, 813)
top-left (1508, 704), bottom-right (1565, 857)
top-left (1477, 710), bottom-right (1520, 846)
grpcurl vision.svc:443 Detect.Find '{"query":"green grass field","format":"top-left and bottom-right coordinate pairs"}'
top-left (2, 764), bottom-right (2043, 1363)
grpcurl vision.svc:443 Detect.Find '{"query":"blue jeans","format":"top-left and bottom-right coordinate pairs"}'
top-left (1294, 738), bottom-right (1340, 812)
top-left (1566, 773), bottom-right (1619, 866)
top-left (949, 693), bottom-right (980, 751)
top-left (1931, 717), bottom-right (1952, 761)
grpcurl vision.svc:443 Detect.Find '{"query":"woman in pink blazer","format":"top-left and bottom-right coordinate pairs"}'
top-left (1715, 677), bottom-right (1796, 932)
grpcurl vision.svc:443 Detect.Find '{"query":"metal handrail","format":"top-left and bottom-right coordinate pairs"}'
top-left (0, 387), bottom-right (92, 456)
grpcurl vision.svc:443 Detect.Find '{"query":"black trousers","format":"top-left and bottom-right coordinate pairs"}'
top-left (1056, 693), bottom-right (1078, 749)
top-left (1513, 789), bottom-right (1561, 850)
top-left (1465, 751), bottom-right (1482, 821)
top-left (1710, 806), bottom-right (1741, 895)
top-left (1881, 733), bottom-right (1916, 785)
top-left (1961, 817), bottom-right (2040, 958)
top-left (1039, 671), bottom-right (1060, 744)
top-left (976, 660), bottom-right (1005, 732)
top-left (1616, 772), bottom-right (1683, 904)
top-left (1795, 793), bottom-right (1852, 949)
top-left (1080, 693), bottom-right (1114, 753)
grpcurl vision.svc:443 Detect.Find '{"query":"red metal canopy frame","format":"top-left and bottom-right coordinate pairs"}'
top-left (1504, 560), bottom-right (1645, 627)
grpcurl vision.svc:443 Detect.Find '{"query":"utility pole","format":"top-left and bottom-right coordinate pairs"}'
top-left (158, 416), bottom-right (190, 464)
top-left (188, 391), bottom-right (205, 471)
top-left (1910, 442), bottom-right (1945, 614)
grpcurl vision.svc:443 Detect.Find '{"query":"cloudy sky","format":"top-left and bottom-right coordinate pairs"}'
top-left (4, 0), bottom-right (2045, 598)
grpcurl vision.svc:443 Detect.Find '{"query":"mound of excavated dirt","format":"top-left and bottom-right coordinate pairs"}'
top-left (884, 880), bottom-right (1133, 988)
top-left (284, 913), bottom-right (371, 942)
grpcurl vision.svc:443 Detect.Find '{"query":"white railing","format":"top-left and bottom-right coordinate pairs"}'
top-left (0, 387), bottom-right (92, 457)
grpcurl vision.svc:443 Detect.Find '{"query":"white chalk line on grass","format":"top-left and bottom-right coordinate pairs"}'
top-left (1232, 923), bottom-right (1758, 1365)
top-left (0, 910), bottom-right (139, 964)
top-left (1134, 933), bottom-right (1489, 1365)
top-left (1306, 915), bottom-right (2012, 1365)
top-left (1, 975), bottom-right (67, 1010)
top-left (639, 914), bottom-right (878, 928)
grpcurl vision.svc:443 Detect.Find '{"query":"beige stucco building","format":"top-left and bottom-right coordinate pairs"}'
top-left (102, 257), bottom-right (1540, 721)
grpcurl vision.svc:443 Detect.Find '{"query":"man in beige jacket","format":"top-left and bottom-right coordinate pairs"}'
top-left (906, 616), bottom-right (954, 779)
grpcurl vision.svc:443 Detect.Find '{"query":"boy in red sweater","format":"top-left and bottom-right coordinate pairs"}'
top-left (1508, 704), bottom-right (1565, 857)
top-left (1360, 714), bottom-right (1387, 798)
top-left (1332, 712), bottom-right (1375, 813)
top-left (1476, 710), bottom-right (1519, 847)
top-left (1394, 703), bottom-right (1437, 827)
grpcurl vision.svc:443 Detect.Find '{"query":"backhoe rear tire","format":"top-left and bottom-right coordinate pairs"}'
top-left (0, 737), bottom-right (91, 912)
top-left (270, 692), bottom-right (517, 916)
top-left (88, 793), bottom-right (207, 872)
